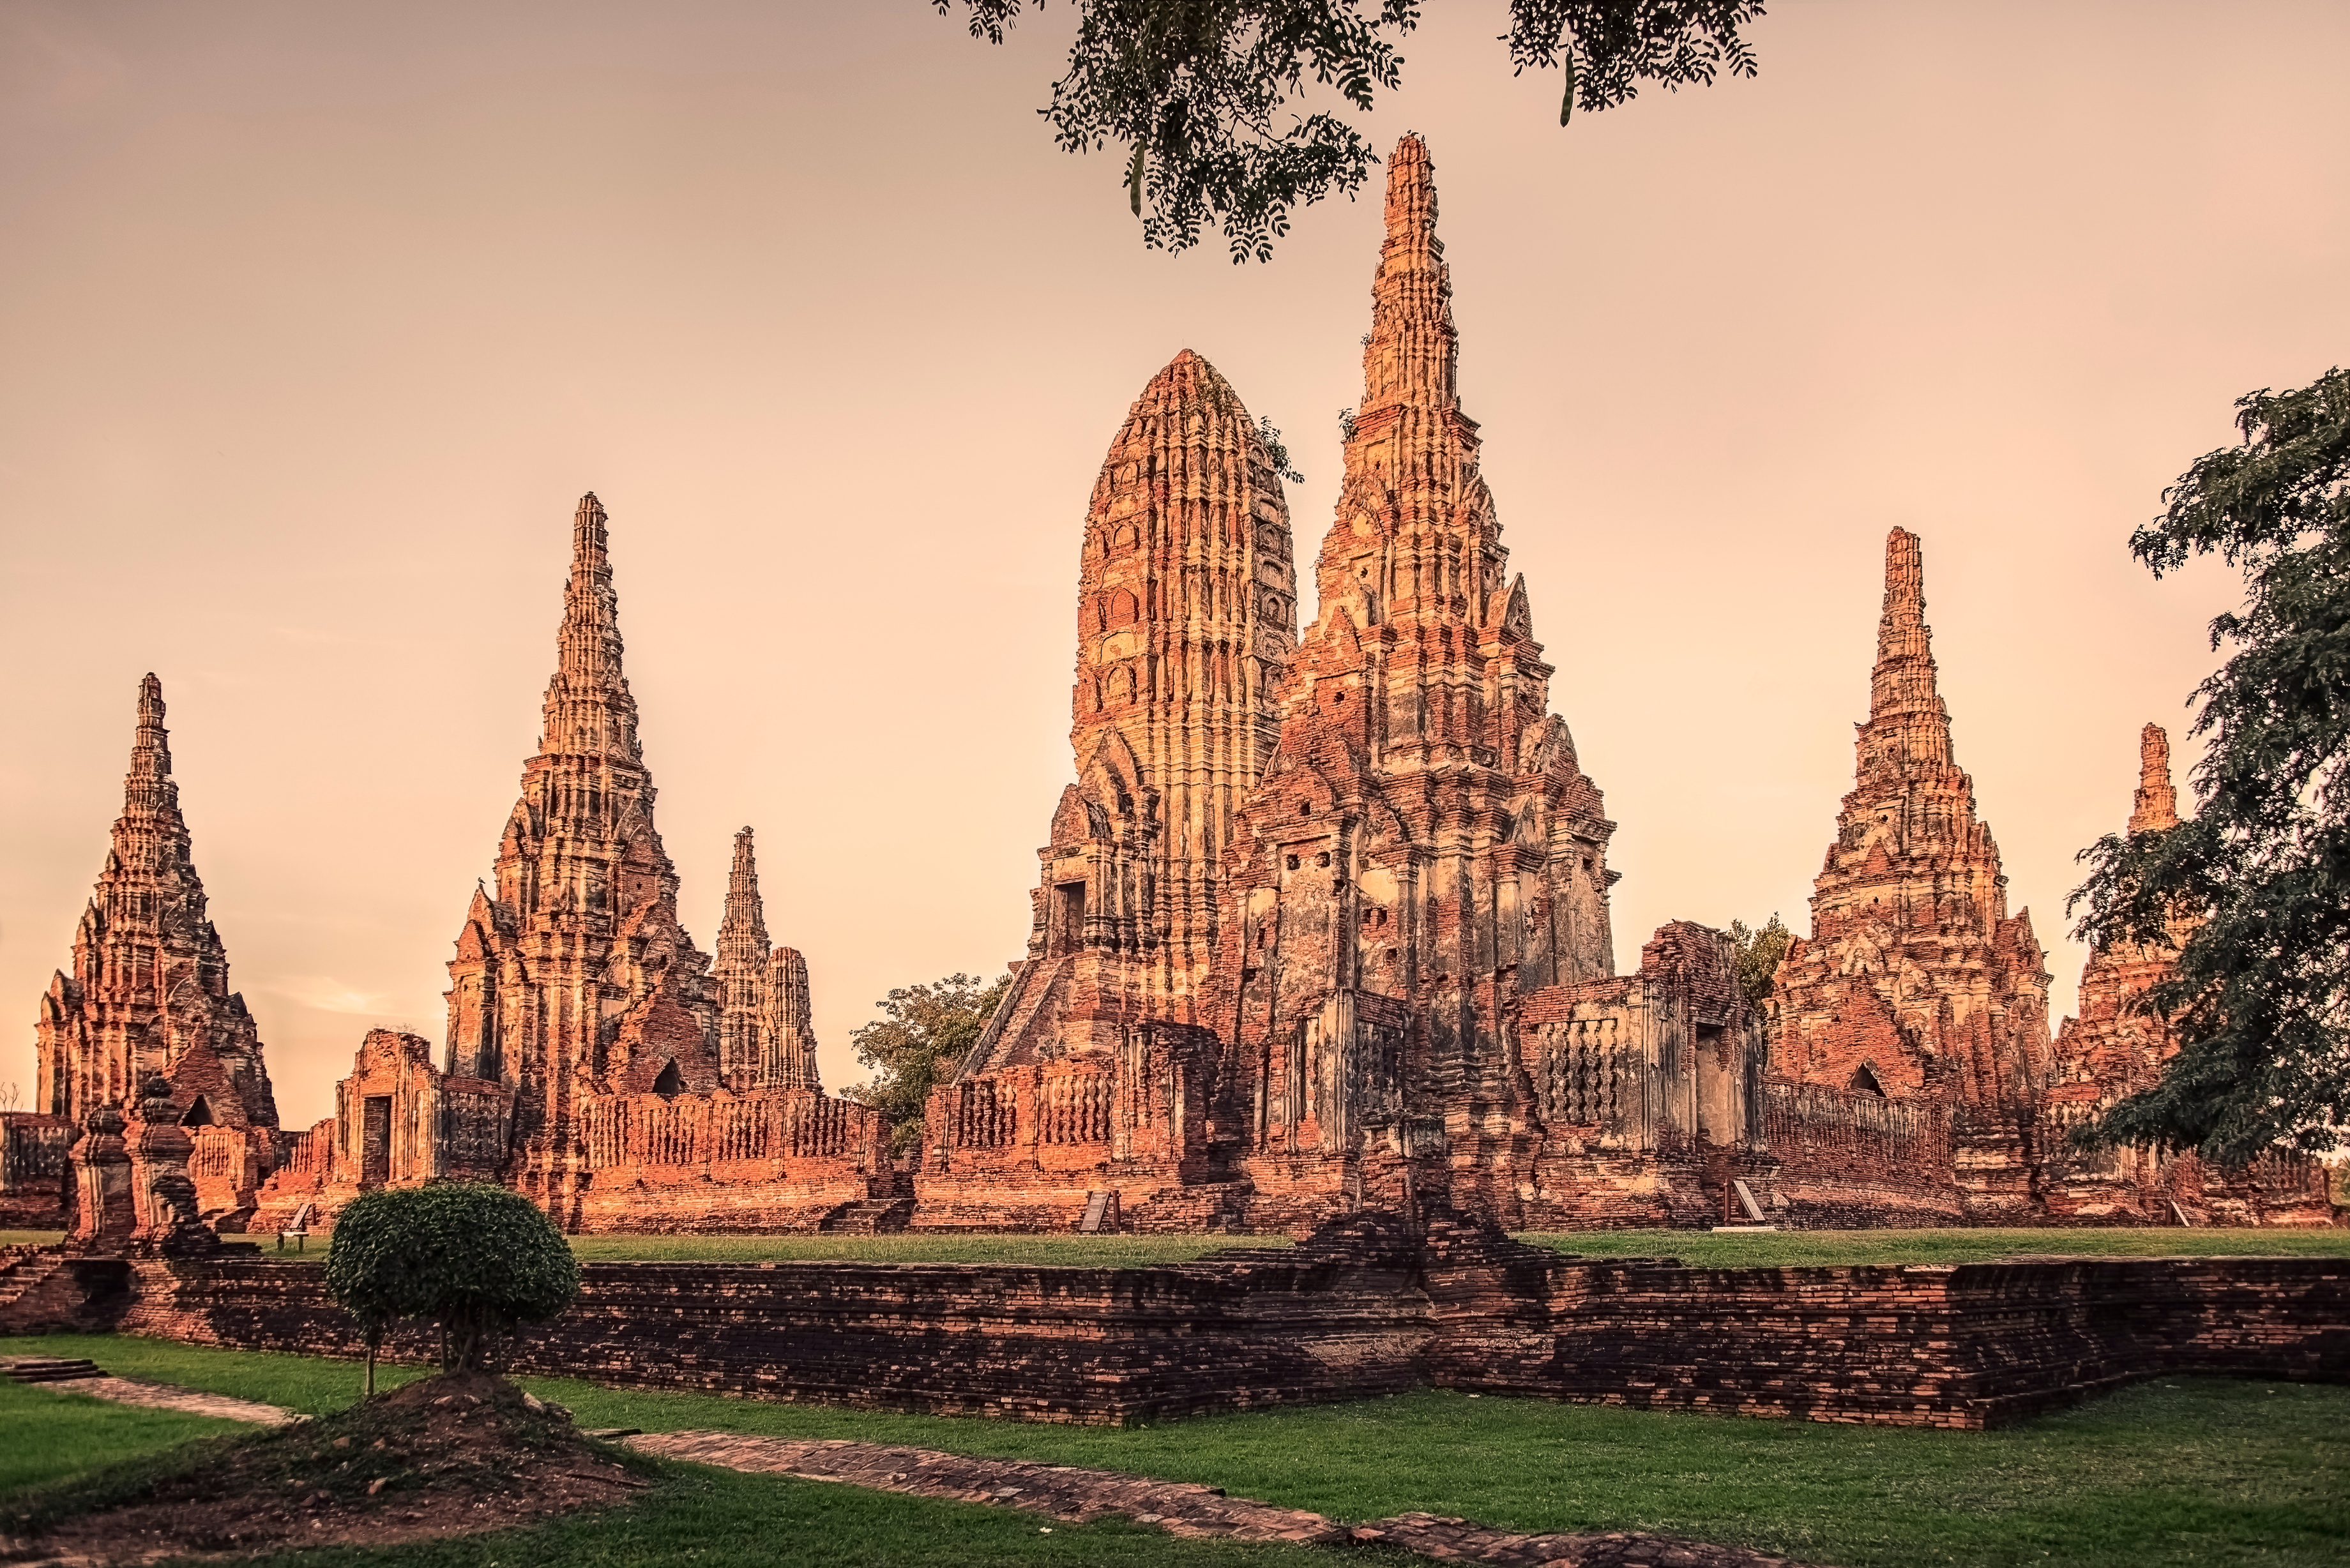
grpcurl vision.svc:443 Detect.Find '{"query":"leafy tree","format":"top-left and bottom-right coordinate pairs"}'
top-left (1728, 912), bottom-right (1791, 1014)
top-left (937, 1), bottom-right (1763, 260)
top-left (323, 1182), bottom-right (580, 1395)
top-left (843, 972), bottom-right (1012, 1153)
top-left (2070, 366), bottom-right (2350, 1164)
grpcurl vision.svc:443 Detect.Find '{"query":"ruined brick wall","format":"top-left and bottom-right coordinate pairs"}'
top-left (116, 1217), bottom-right (1432, 1425)
top-left (100, 1211), bottom-right (2346, 1429)
top-left (1762, 1081), bottom-right (1961, 1226)
top-left (0, 1112), bottom-right (72, 1227)
top-left (1426, 1238), bottom-right (2348, 1428)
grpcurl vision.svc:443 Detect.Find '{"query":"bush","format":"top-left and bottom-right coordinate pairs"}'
top-left (323, 1183), bottom-right (579, 1391)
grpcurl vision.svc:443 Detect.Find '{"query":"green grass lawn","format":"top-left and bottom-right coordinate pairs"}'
top-left (1515, 1226), bottom-right (2350, 1268)
top-left (0, 1377), bottom-right (244, 1494)
top-left (6, 1333), bottom-right (2342, 1567)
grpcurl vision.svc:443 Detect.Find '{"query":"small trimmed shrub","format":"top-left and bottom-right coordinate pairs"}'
top-left (324, 1183), bottom-right (580, 1391)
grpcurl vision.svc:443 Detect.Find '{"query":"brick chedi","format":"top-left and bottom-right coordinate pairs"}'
top-left (256, 495), bottom-right (879, 1234)
top-left (713, 827), bottom-right (821, 1092)
top-left (1208, 135), bottom-right (1764, 1228)
top-left (2040, 725), bottom-right (2332, 1225)
top-left (920, 351), bottom-right (1300, 1228)
top-left (24, 675), bottom-right (282, 1230)
top-left (927, 137), bottom-right (1773, 1233)
top-left (1766, 529), bottom-right (2053, 1220)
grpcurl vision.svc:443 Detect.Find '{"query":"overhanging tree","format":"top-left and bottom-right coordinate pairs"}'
top-left (937, 1), bottom-right (1763, 260)
top-left (2070, 366), bottom-right (2350, 1165)
top-left (323, 1183), bottom-right (581, 1395)
top-left (842, 972), bottom-right (1012, 1152)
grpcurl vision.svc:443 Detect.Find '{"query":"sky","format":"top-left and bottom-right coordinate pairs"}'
top-left (2, 1), bottom-right (2344, 1127)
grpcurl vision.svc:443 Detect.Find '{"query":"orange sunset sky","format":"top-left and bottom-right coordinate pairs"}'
top-left (3, 1), bottom-right (2346, 1126)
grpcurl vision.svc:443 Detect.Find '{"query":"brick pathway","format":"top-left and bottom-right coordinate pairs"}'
top-left (628, 1431), bottom-right (1826, 1567)
top-left (20, 1371), bottom-right (299, 1426)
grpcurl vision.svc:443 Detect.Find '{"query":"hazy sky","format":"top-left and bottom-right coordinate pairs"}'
top-left (3, 1), bottom-right (2344, 1127)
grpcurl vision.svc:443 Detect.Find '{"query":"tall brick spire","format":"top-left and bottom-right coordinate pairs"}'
top-left (1360, 133), bottom-right (1458, 417)
top-left (2129, 722), bottom-right (2181, 834)
top-left (1858, 528), bottom-right (1955, 781)
top-left (1768, 529), bottom-right (2052, 1210)
top-left (538, 492), bottom-right (641, 762)
top-left (447, 493), bottom-right (718, 1219)
top-left (714, 826), bottom-right (773, 1085)
top-left (36, 675), bottom-right (279, 1182)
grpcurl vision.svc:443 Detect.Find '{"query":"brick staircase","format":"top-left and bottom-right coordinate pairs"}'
top-left (819, 1198), bottom-right (916, 1234)
top-left (5, 1355), bottom-right (103, 1383)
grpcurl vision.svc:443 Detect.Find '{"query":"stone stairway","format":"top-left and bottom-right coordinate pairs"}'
top-left (818, 1197), bottom-right (915, 1234)
top-left (5, 1355), bottom-right (104, 1384)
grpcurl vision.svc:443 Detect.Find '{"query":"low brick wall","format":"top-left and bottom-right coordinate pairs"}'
top-left (1421, 1222), bottom-right (2348, 1427)
top-left (113, 1217), bottom-right (1429, 1425)
top-left (89, 1211), bottom-right (2349, 1430)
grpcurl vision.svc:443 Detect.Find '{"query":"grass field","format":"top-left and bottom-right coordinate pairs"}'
top-left (0, 1378), bottom-right (243, 1495)
top-left (1517, 1226), bottom-right (2350, 1268)
top-left (6, 1332), bottom-right (2343, 1567)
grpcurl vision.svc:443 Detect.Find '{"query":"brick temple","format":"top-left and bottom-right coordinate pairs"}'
top-left (3, 135), bottom-right (2331, 1237)
top-left (3, 677), bottom-right (284, 1233)
top-left (236, 495), bottom-right (884, 1235)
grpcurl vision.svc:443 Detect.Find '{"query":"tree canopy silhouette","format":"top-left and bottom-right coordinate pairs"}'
top-left (937, 1), bottom-right (1763, 260)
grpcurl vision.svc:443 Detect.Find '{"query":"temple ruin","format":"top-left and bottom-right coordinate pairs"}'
top-left (921, 135), bottom-right (1774, 1233)
top-left (0, 677), bottom-right (284, 1234)
top-left (7, 136), bottom-right (2333, 1238)
top-left (248, 495), bottom-right (883, 1233)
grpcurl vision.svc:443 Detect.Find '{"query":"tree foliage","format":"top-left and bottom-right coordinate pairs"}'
top-left (1728, 912), bottom-right (1791, 1014)
top-left (323, 1182), bottom-right (580, 1389)
top-left (2070, 366), bottom-right (2350, 1163)
top-left (937, 1), bottom-right (1762, 260)
top-left (843, 972), bottom-right (1012, 1152)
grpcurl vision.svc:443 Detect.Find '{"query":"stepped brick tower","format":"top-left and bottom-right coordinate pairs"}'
top-left (269, 494), bottom-right (878, 1235)
top-left (713, 826), bottom-right (821, 1092)
top-left (923, 351), bottom-right (1299, 1221)
top-left (440, 494), bottom-right (725, 1214)
top-left (32, 675), bottom-right (280, 1224)
top-left (1209, 135), bottom-right (1629, 1223)
top-left (1767, 529), bottom-right (2052, 1216)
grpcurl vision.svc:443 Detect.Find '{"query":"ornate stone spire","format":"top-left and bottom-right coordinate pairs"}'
top-left (1007, 346), bottom-right (1298, 1033)
top-left (446, 494), bottom-right (716, 1217)
top-left (715, 826), bottom-right (773, 1085)
top-left (36, 675), bottom-right (278, 1160)
top-left (2129, 723), bottom-right (2181, 834)
top-left (1360, 133), bottom-right (1458, 418)
top-left (538, 492), bottom-right (641, 762)
top-left (1769, 530), bottom-right (2052, 1179)
top-left (1858, 529), bottom-right (1955, 781)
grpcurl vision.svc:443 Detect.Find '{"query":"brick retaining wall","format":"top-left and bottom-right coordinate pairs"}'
top-left (86, 1210), bottom-right (2350, 1429)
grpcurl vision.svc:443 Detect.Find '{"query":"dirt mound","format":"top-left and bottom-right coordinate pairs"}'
top-left (1, 1370), bottom-right (649, 1564)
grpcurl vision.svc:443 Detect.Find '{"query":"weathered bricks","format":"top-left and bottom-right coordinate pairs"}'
top-left (91, 1210), bottom-right (2349, 1431)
